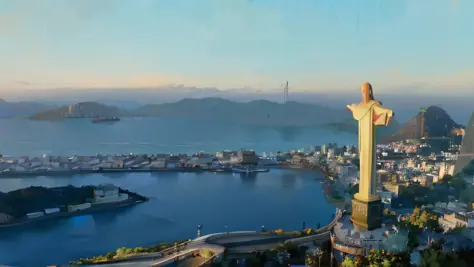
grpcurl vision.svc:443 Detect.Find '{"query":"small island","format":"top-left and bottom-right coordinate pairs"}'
top-left (0, 184), bottom-right (148, 227)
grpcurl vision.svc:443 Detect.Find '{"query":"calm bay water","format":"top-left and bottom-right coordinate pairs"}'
top-left (0, 118), bottom-right (355, 266)
top-left (0, 118), bottom-right (356, 157)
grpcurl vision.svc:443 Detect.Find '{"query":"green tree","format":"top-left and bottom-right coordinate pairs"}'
top-left (381, 259), bottom-right (391, 267)
top-left (133, 247), bottom-right (147, 253)
top-left (105, 252), bottom-right (116, 260)
top-left (115, 247), bottom-right (132, 258)
top-left (406, 208), bottom-right (439, 230)
top-left (341, 257), bottom-right (357, 267)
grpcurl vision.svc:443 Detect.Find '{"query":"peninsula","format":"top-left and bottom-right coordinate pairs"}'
top-left (0, 184), bottom-right (148, 228)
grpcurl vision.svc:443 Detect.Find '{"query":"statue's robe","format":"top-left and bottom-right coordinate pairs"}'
top-left (347, 100), bottom-right (393, 202)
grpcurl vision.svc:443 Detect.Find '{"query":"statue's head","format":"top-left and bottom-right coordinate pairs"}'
top-left (361, 82), bottom-right (375, 103)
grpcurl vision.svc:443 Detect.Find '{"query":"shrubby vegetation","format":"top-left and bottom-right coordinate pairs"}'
top-left (69, 240), bottom-right (189, 265)
top-left (270, 227), bottom-right (321, 237)
top-left (199, 249), bottom-right (215, 259)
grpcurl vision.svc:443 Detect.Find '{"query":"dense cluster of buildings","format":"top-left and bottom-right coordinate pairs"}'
top-left (296, 130), bottom-right (474, 263)
top-left (267, 124), bottom-right (474, 263)
top-left (0, 149), bottom-right (260, 174)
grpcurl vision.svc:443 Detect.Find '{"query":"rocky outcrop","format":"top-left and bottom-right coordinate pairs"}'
top-left (455, 112), bottom-right (474, 173)
top-left (380, 106), bottom-right (461, 143)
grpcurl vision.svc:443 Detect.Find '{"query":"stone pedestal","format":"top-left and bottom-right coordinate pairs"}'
top-left (350, 198), bottom-right (382, 230)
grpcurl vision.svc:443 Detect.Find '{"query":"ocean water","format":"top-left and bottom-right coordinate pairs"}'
top-left (0, 118), bottom-right (356, 156)
top-left (0, 118), bottom-right (355, 266)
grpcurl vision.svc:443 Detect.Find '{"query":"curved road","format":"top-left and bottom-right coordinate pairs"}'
top-left (82, 211), bottom-right (343, 267)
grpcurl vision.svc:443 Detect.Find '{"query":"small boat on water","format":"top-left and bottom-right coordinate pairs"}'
top-left (91, 117), bottom-right (121, 123)
top-left (232, 166), bottom-right (269, 174)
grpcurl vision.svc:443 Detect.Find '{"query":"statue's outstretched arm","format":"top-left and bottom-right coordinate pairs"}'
top-left (373, 105), bottom-right (394, 126)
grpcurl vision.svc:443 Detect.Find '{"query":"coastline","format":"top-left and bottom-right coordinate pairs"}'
top-left (0, 164), bottom-right (321, 178)
top-left (0, 167), bottom-right (204, 178)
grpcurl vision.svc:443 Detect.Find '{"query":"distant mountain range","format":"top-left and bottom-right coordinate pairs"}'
top-left (0, 98), bottom-right (51, 118)
top-left (26, 97), bottom-right (401, 138)
top-left (6, 96), bottom-right (468, 143)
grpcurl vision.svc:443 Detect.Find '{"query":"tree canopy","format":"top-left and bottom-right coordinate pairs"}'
top-left (341, 250), bottom-right (410, 267)
top-left (403, 207), bottom-right (439, 230)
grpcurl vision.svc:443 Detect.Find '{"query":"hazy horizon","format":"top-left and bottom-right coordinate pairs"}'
top-left (1, 86), bottom-right (472, 124)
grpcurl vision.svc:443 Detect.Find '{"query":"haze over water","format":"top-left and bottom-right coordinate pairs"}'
top-left (0, 118), bottom-right (352, 266)
top-left (0, 118), bottom-right (356, 156)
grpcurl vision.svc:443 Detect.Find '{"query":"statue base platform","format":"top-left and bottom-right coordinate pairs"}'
top-left (350, 198), bottom-right (382, 230)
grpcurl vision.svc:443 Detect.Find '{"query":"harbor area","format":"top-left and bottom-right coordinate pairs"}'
top-left (0, 149), bottom-right (281, 177)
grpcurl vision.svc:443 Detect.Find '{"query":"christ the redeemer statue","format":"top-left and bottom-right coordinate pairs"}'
top-left (347, 82), bottom-right (394, 230)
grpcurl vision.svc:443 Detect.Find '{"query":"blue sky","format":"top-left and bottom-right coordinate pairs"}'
top-left (0, 0), bottom-right (473, 93)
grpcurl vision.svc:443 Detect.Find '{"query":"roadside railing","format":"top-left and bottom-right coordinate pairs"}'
top-left (282, 209), bottom-right (343, 245)
top-left (285, 231), bottom-right (330, 245)
top-left (154, 240), bottom-right (192, 256)
top-left (152, 245), bottom-right (225, 267)
top-left (126, 240), bottom-right (193, 261)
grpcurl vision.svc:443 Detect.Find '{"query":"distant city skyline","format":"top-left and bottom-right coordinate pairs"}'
top-left (1, 0), bottom-right (473, 93)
